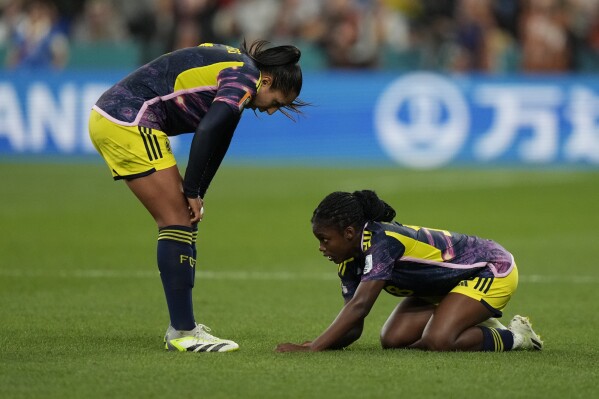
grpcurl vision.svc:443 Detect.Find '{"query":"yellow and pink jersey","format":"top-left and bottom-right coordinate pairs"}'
top-left (93, 43), bottom-right (261, 135)
top-left (338, 221), bottom-right (515, 300)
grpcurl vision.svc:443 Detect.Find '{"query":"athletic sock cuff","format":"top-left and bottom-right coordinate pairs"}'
top-left (158, 225), bottom-right (194, 245)
top-left (191, 226), bottom-right (198, 245)
top-left (479, 326), bottom-right (514, 352)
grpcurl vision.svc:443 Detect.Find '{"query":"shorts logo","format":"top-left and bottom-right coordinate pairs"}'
top-left (473, 277), bottom-right (494, 294)
top-left (138, 126), bottom-right (163, 161)
top-left (164, 137), bottom-right (172, 154)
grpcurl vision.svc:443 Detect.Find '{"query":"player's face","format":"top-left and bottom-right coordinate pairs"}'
top-left (312, 223), bottom-right (361, 264)
top-left (248, 76), bottom-right (297, 115)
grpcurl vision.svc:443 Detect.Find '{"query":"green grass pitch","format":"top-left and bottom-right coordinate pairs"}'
top-left (1, 162), bottom-right (598, 398)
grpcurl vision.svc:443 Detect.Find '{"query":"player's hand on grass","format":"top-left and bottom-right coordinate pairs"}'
top-left (275, 342), bottom-right (311, 352)
top-left (187, 196), bottom-right (204, 223)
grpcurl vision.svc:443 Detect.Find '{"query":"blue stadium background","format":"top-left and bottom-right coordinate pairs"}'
top-left (1, 70), bottom-right (598, 169)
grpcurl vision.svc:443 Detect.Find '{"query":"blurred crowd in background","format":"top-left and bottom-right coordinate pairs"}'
top-left (1, 0), bottom-right (599, 72)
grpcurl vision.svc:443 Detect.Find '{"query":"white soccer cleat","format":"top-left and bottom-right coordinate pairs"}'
top-left (478, 317), bottom-right (507, 329)
top-left (508, 315), bottom-right (543, 350)
top-left (164, 323), bottom-right (239, 353)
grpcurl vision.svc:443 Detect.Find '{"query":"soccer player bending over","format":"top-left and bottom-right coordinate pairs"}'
top-left (276, 190), bottom-right (543, 353)
top-left (89, 40), bottom-right (306, 353)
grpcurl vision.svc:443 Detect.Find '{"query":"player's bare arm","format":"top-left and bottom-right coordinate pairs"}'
top-left (276, 280), bottom-right (385, 352)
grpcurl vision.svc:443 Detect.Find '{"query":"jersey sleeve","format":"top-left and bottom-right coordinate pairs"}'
top-left (360, 226), bottom-right (405, 282)
top-left (213, 65), bottom-right (259, 113)
top-left (182, 101), bottom-right (240, 198)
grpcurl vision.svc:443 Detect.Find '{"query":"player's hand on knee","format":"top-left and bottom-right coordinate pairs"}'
top-left (187, 196), bottom-right (204, 223)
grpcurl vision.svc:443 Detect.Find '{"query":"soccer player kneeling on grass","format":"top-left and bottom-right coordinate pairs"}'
top-left (276, 190), bottom-right (543, 353)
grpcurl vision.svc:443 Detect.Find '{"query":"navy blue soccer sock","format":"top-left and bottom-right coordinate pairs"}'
top-left (191, 225), bottom-right (198, 282)
top-left (157, 225), bottom-right (196, 331)
top-left (479, 326), bottom-right (515, 352)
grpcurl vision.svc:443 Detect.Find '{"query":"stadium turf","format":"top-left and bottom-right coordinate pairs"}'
top-left (1, 163), bottom-right (598, 398)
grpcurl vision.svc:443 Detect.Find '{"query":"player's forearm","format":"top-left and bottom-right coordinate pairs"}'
top-left (183, 102), bottom-right (239, 198)
top-left (309, 303), bottom-right (368, 351)
top-left (327, 321), bottom-right (364, 349)
top-left (195, 135), bottom-right (232, 198)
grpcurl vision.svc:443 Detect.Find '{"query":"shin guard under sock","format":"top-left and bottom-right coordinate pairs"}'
top-left (157, 225), bottom-right (196, 331)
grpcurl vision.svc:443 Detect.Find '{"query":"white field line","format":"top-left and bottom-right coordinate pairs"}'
top-left (0, 269), bottom-right (596, 283)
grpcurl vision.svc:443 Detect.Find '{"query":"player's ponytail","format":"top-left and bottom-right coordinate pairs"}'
top-left (240, 39), bottom-right (308, 119)
top-left (352, 190), bottom-right (396, 223)
top-left (311, 190), bottom-right (396, 232)
top-left (242, 39), bottom-right (301, 66)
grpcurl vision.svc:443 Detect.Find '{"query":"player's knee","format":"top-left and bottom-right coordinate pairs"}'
top-left (380, 331), bottom-right (411, 349)
top-left (419, 331), bottom-right (456, 351)
top-left (155, 209), bottom-right (194, 228)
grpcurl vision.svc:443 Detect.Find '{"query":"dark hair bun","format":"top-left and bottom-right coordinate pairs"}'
top-left (263, 45), bottom-right (301, 66)
top-left (352, 190), bottom-right (396, 222)
top-left (288, 46), bottom-right (301, 64)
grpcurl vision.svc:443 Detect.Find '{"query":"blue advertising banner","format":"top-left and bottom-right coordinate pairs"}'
top-left (1, 70), bottom-right (598, 168)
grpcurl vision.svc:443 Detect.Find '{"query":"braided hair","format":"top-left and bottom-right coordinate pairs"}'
top-left (311, 190), bottom-right (396, 232)
top-left (240, 39), bottom-right (309, 120)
